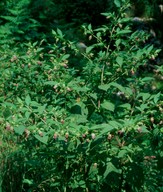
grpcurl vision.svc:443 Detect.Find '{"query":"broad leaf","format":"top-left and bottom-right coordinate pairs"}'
top-left (14, 125), bottom-right (26, 135)
top-left (103, 162), bottom-right (121, 179)
top-left (101, 101), bottom-right (115, 112)
top-left (98, 84), bottom-right (111, 91)
top-left (116, 56), bottom-right (123, 66)
top-left (34, 134), bottom-right (48, 144)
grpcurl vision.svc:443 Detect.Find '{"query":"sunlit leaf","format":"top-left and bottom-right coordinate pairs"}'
top-left (114, 0), bottom-right (121, 7)
top-left (25, 94), bottom-right (31, 106)
top-left (101, 101), bottom-right (115, 112)
top-left (98, 84), bottom-right (111, 91)
top-left (34, 134), bottom-right (48, 144)
top-left (116, 56), bottom-right (123, 66)
top-left (14, 125), bottom-right (26, 135)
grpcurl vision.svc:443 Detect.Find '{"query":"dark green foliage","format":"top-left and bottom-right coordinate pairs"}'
top-left (0, 0), bottom-right (163, 191)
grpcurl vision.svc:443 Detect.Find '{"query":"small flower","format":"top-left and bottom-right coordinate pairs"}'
top-left (38, 131), bottom-right (43, 137)
top-left (76, 42), bottom-right (87, 52)
top-left (25, 129), bottom-right (30, 139)
top-left (76, 97), bottom-right (80, 103)
top-left (150, 117), bottom-right (154, 123)
top-left (53, 133), bottom-right (58, 140)
top-left (61, 119), bottom-right (64, 124)
top-left (10, 55), bottom-right (17, 62)
top-left (107, 133), bottom-right (112, 140)
top-left (62, 63), bottom-right (68, 68)
top-left (91, 133), bottom-right (96, 140)
top-left (89, 35), bottom-right (92, 40)
top-left (86, 139), bottom-right (90, 143)
top-left (6, 123), bottom-right (11, 131)
top-left (48, 50), bottom-right (53, 54)
top-left (93, 163), bottom-right (98, 168)
top-left (53, 85), bottom-right (57, 90)
top-left (82, 134), bottom-right (86, 138)
top-left (150, 55), bottom-right (155, 61)
top-left (117, 130), bottom-right (124, 136)
top-left (65, 132), bottom-right (69, 139)
top-left (67, 87), bottom-right (72, 92)
top-left (131, 69), bottom-right (135, 75)
top-left (137, 127), bottom-right (142, 133)
top-left (37, 61), bottom-right (42, 65)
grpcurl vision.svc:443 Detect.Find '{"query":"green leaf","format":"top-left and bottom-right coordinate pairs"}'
top-left (89, 123), bottom-right (114, 131)
top-left (117, 29), bottom-right (132, 35)
top-left (109, 121), bottom-right (122, 129)
top-left (44, 81), bottom-right (56, 86)
top-left (114, 0), bottom-right (121, 7)
top-left (98, 84), bottom-right (111, 91)
top-left (14, 125), bottom-right (26, 135)
top-left (96, 32), bottom-right (101, 37)
top-left (101, 12), bottom-right (112, 18)
top-left (139, 104), bottom-right (148, 111)
top-left (94, 27), bottom-right (107, 32)
top-left (3, 102), bottom-right (16, 109)
top-left (86, 46), bottom-right (94, 53)
top-left (88, 24), bottom-right (92, 31)
top-left (118, 150), bottom-right (127, 158)
top-left (116, 56), bottom-right (123, 66)
top-left (89, 93), bottom-right (97, 100)
top-left (110, 82), bottom-right (124, 92)
top-left (136, 50), bottom-right (143, 59)
top-left (141, 125), bottom-right (149, 133)
top-left (38, 105), bottom-right (46, 115)
top-left (25, 111), bottom-right (31, 119)
top-left (104, 162), bottom-right (121, 178)
top-left (118, 103), bottom-right (131, 110)
top-left (23, 179), bottom-right (33, 185)
top-left (34, 134), bottom-right (48, 144)
top-left (61, 54), bottom-right (70, 61)
top-left (57, 28), bottom-right (63, 37)
top-left (52, 29), bottom-right (56, 35)
top-left (101, 101), bottom-right (115, 112)
top-left (25, 94), bottom-right (31, 106)
top-left (147, 45), bottom-right (154, 53)
top-left (3, 109), bottom-right (12, 119)
top-left (78, 180), bottom-right (86, 188)
top-left (115, 39), bottom-right (121, 47)
top-left (141, 77), bottom-right (154, 82)
top-left (98, 125), bottom-right (115, 136)
top-left (154, 92), bottom-right (161, 103)
top-left (137, 93), bottom-right (151, 101)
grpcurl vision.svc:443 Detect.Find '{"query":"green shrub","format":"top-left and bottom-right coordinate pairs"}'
top-left (0, 0), bottom-right (163, 191)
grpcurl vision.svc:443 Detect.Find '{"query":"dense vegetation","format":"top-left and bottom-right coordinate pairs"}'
top-left (0, 0), bottom-right (163, 191)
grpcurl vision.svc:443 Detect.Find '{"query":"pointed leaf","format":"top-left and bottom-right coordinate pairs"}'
top-left (14, 125), bottom-right (26, 135)
top-left (114, 0), bottom-right (121, 7)
top-left (25, 95), bottom-right (31, 106)
top-left (89, 123), bottom-right (114, 131)
top-left (57, 28), bottom-right (63, 37)
top-left (34, 134), bottom-right (48, 144)
top-left (98, 84), bottom-right (111, 91)
top-left (104, 162), bottom-right (121, 179)
top-left (101, 101), bottom-right (115, 112)
top-left (86, 46), bottom-right (94, 53)
top-left (116, 56), bottom-right (123, 66)
top-left (154, 92), bottom-right (161, 103)
top-left (61, 54), bottom-right (70, 61)
top-left (117, 29), bottom-right (132, 35)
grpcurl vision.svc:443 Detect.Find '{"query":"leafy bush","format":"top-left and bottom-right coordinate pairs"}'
top-left (0, 0), bottom-right (163, 191)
